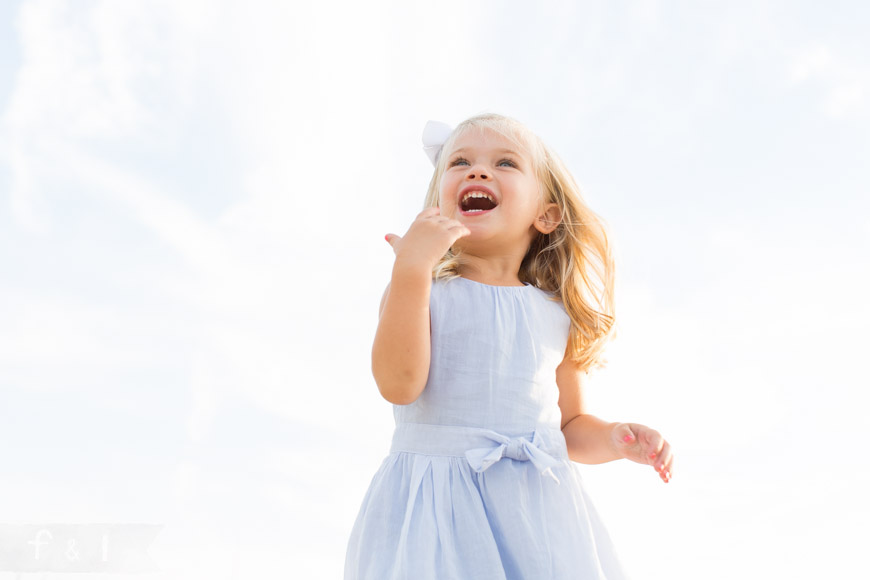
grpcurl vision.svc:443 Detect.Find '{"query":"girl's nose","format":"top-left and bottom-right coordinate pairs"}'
top-left (466, 164), bottom-right (490, 180)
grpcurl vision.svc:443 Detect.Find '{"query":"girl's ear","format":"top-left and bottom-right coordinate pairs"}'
top-left (534, 203), bottom-right (562, 234)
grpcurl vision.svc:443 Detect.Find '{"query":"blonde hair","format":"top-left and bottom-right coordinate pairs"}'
top-left (422, 113), bottom-right (617, 372)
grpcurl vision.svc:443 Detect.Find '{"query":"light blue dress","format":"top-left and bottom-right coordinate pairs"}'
top-left (344, 276), bottom-right (629, 579)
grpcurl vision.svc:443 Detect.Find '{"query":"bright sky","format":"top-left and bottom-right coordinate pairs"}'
top-left (1, 1), bottom-right (868, 578)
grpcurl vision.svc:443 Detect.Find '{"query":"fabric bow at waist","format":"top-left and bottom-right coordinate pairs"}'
top-left (389, 422), bottom-right (566, 486)
top-left (464, 431), bottom-right (562, 485)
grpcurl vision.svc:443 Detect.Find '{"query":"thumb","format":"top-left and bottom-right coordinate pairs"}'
top-left (613, 423), bottom-right (636, 448)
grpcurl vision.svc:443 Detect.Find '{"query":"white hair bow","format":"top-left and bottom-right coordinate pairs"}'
top-left (422, 120), bottom-right (453, 166)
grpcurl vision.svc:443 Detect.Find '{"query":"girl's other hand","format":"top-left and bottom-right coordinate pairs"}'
top-left (384, 207), bottom-right (471, 273)
top-left (611, 422), bottom-right (673, 483)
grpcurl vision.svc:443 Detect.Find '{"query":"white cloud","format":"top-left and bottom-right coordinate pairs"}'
top-left (788, 41), bottom-right (869, 118)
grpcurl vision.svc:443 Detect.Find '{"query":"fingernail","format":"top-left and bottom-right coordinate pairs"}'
top-left (649, 452), bottom-right (657, 459)
top-left (623, 435), bottom-right (634, 443)
top-left (384, 234), bottom-right (389, 241)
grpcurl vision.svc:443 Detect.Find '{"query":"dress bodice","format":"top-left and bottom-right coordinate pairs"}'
top-left (392, 276), bottom-right (572, 434)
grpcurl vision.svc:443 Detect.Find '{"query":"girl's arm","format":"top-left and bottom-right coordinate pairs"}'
top-left (371, 265), bottom-right (432, 405)
top-left (373, 207), bottom-right (471, 406)
top-left (556, 351), bottom-right (674, 483)
top-left (556, 359), bottom-right (621, 463)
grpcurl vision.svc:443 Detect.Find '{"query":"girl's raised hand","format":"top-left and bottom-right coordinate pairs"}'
top-left (385, 207), bottom-right (471, 273)
top-left (611, 422), bottom-right (674, 484)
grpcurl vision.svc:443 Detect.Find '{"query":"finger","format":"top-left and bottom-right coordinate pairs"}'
top-left (657, 441), bottom-right (672, 469)
top-left (613, 423), bottom-right (636, 447)
top-left (654, 440), bottom-right (672, 473)
top-left (660, 448), bottom-right (674, 481)
top-left (662, 463), bottom-right (673, 483)
top-left (385, 233), bottom-right (400, 249)
top-left (643, 430), bottom-right (665, 466)
top-left (610, 423), bottom-right (641, 461)
top-left (659, 457), bottom-right (672, 483)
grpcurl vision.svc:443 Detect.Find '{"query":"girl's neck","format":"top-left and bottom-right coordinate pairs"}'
top-left (451, 226), bottom-right (537, 287)
top-left (457, 257), bottom-right (523, 287)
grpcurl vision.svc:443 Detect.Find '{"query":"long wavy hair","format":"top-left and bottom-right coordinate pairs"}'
top-left (422, 113), bottom-right (617, 372)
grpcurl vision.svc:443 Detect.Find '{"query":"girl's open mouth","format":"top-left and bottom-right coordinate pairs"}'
top-left (459, 191), bottom-right (498, 216)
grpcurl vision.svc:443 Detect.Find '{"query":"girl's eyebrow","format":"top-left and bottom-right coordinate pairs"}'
top-left (452, 147), bottom-right (523, 157)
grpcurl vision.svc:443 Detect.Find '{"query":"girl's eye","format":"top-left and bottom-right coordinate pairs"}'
top-left (449, 157), bottom-right (517, 168)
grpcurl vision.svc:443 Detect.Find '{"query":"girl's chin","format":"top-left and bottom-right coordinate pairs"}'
top-left (452, 234), bottom-right (490, 253)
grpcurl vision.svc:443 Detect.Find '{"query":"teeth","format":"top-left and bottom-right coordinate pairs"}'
top-left (461, 191), bottom-right (496, 204)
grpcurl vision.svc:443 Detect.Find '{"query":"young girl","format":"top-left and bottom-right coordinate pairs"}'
top-left (344, 113), bottom-right (673, 579)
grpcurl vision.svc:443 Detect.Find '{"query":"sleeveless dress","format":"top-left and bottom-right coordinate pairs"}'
top-left (344, 276), bottom-right (629, 580)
